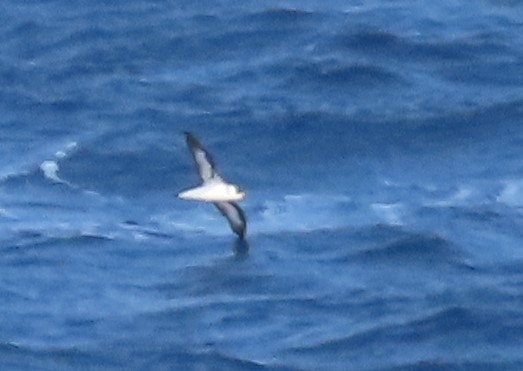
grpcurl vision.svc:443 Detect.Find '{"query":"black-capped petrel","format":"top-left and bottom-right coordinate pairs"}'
top-left (178, 132), bottom-right (247, 239)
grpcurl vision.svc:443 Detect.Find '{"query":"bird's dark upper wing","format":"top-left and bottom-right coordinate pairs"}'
top-left (214, 202), bottom-right (247, 239)
top-left (184, 132), bottom-right (220, 183)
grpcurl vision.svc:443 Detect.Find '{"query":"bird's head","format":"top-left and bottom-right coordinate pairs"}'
top-left (227, 184), bottom-right (246, 200)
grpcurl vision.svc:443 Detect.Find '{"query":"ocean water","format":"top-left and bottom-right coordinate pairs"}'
top-left (1, 0), bottom-right (523, 370)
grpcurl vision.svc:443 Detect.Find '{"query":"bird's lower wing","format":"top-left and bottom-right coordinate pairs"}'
top-left (214, 202), bottom-right (247, 238)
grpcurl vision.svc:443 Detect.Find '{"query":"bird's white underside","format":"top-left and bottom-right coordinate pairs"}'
top-left (178, 181), bottom-right (245, 202)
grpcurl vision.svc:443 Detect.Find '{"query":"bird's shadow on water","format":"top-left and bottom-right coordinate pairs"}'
top-left (232, 237), bottom-right (250, 260)
top-left (159, 237), bottom-right (255, 298)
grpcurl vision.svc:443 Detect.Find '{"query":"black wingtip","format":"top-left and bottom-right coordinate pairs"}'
top-left (231, 222), bottom-right (246, 239)
top-left (214, 202), bottom-right (247, 239)
top-left (234, 203), bottom-right (247, 239)
top-left (182, 131), bottom-right (192, 140)
top-left (183, 131), bottom-right (201, 148)
top-left (236, 229), bottom-right (246, 240)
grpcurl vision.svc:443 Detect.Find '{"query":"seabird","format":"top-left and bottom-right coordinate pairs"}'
top-left (178, 132), bottom-right (247, 238)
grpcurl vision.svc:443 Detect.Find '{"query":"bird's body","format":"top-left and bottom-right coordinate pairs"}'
top-left (178, 132), bottom-right (247, 238)
top-left (178, 180), bottom-right (245, 202)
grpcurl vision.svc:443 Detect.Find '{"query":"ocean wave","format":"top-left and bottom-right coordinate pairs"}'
top-left (340, 30), bottom-right (509, 62)
top-left (287, 306), bottom-right (517, 369)
top-left (139, 348), bottom-right (278, 371)
top-left (379, 360), bottom-right (523, 371)
top-left (351, 233), bottom-right (464, 267)
top-left (255, 193), bottom-right (355, 233)
top-left (54, 144), bottom-right (185, 197)
top-left (2, 232), bottom-right (113, 254)
top-left (283, 61), bottom-right (401, 89)
top-left (245, 7), bottom-right (314, 22)
top-left (0, 342), bottom-right (122, 371)
top-left (440, 61), bottom-right (523, 86)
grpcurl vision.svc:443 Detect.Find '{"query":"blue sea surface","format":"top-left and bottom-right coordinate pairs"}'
top-left (1, 1), bottom-right (523, 370)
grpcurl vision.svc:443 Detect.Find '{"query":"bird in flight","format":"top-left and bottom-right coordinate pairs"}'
top-left (178, 132), bottom-right (247, 239)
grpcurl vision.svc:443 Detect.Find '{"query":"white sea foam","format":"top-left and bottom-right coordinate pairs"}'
top-left (371, 202), bottom-right (404, 225)
top-left (40, 141), bottom-right (79, 186)
top-left (55, 141), bottom-right (78, 159)
top-left (0, 207), bottom-right (14, 218)
top-left (40, 160), bottom-right (63, 182)
top-left (497, 180), bottom-right (523, 208)
top-left (426, 186), bottom-right (474, 207)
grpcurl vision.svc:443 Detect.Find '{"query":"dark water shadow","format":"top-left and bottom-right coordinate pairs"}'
top-left (232, 237), bottom-right (250, 260)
